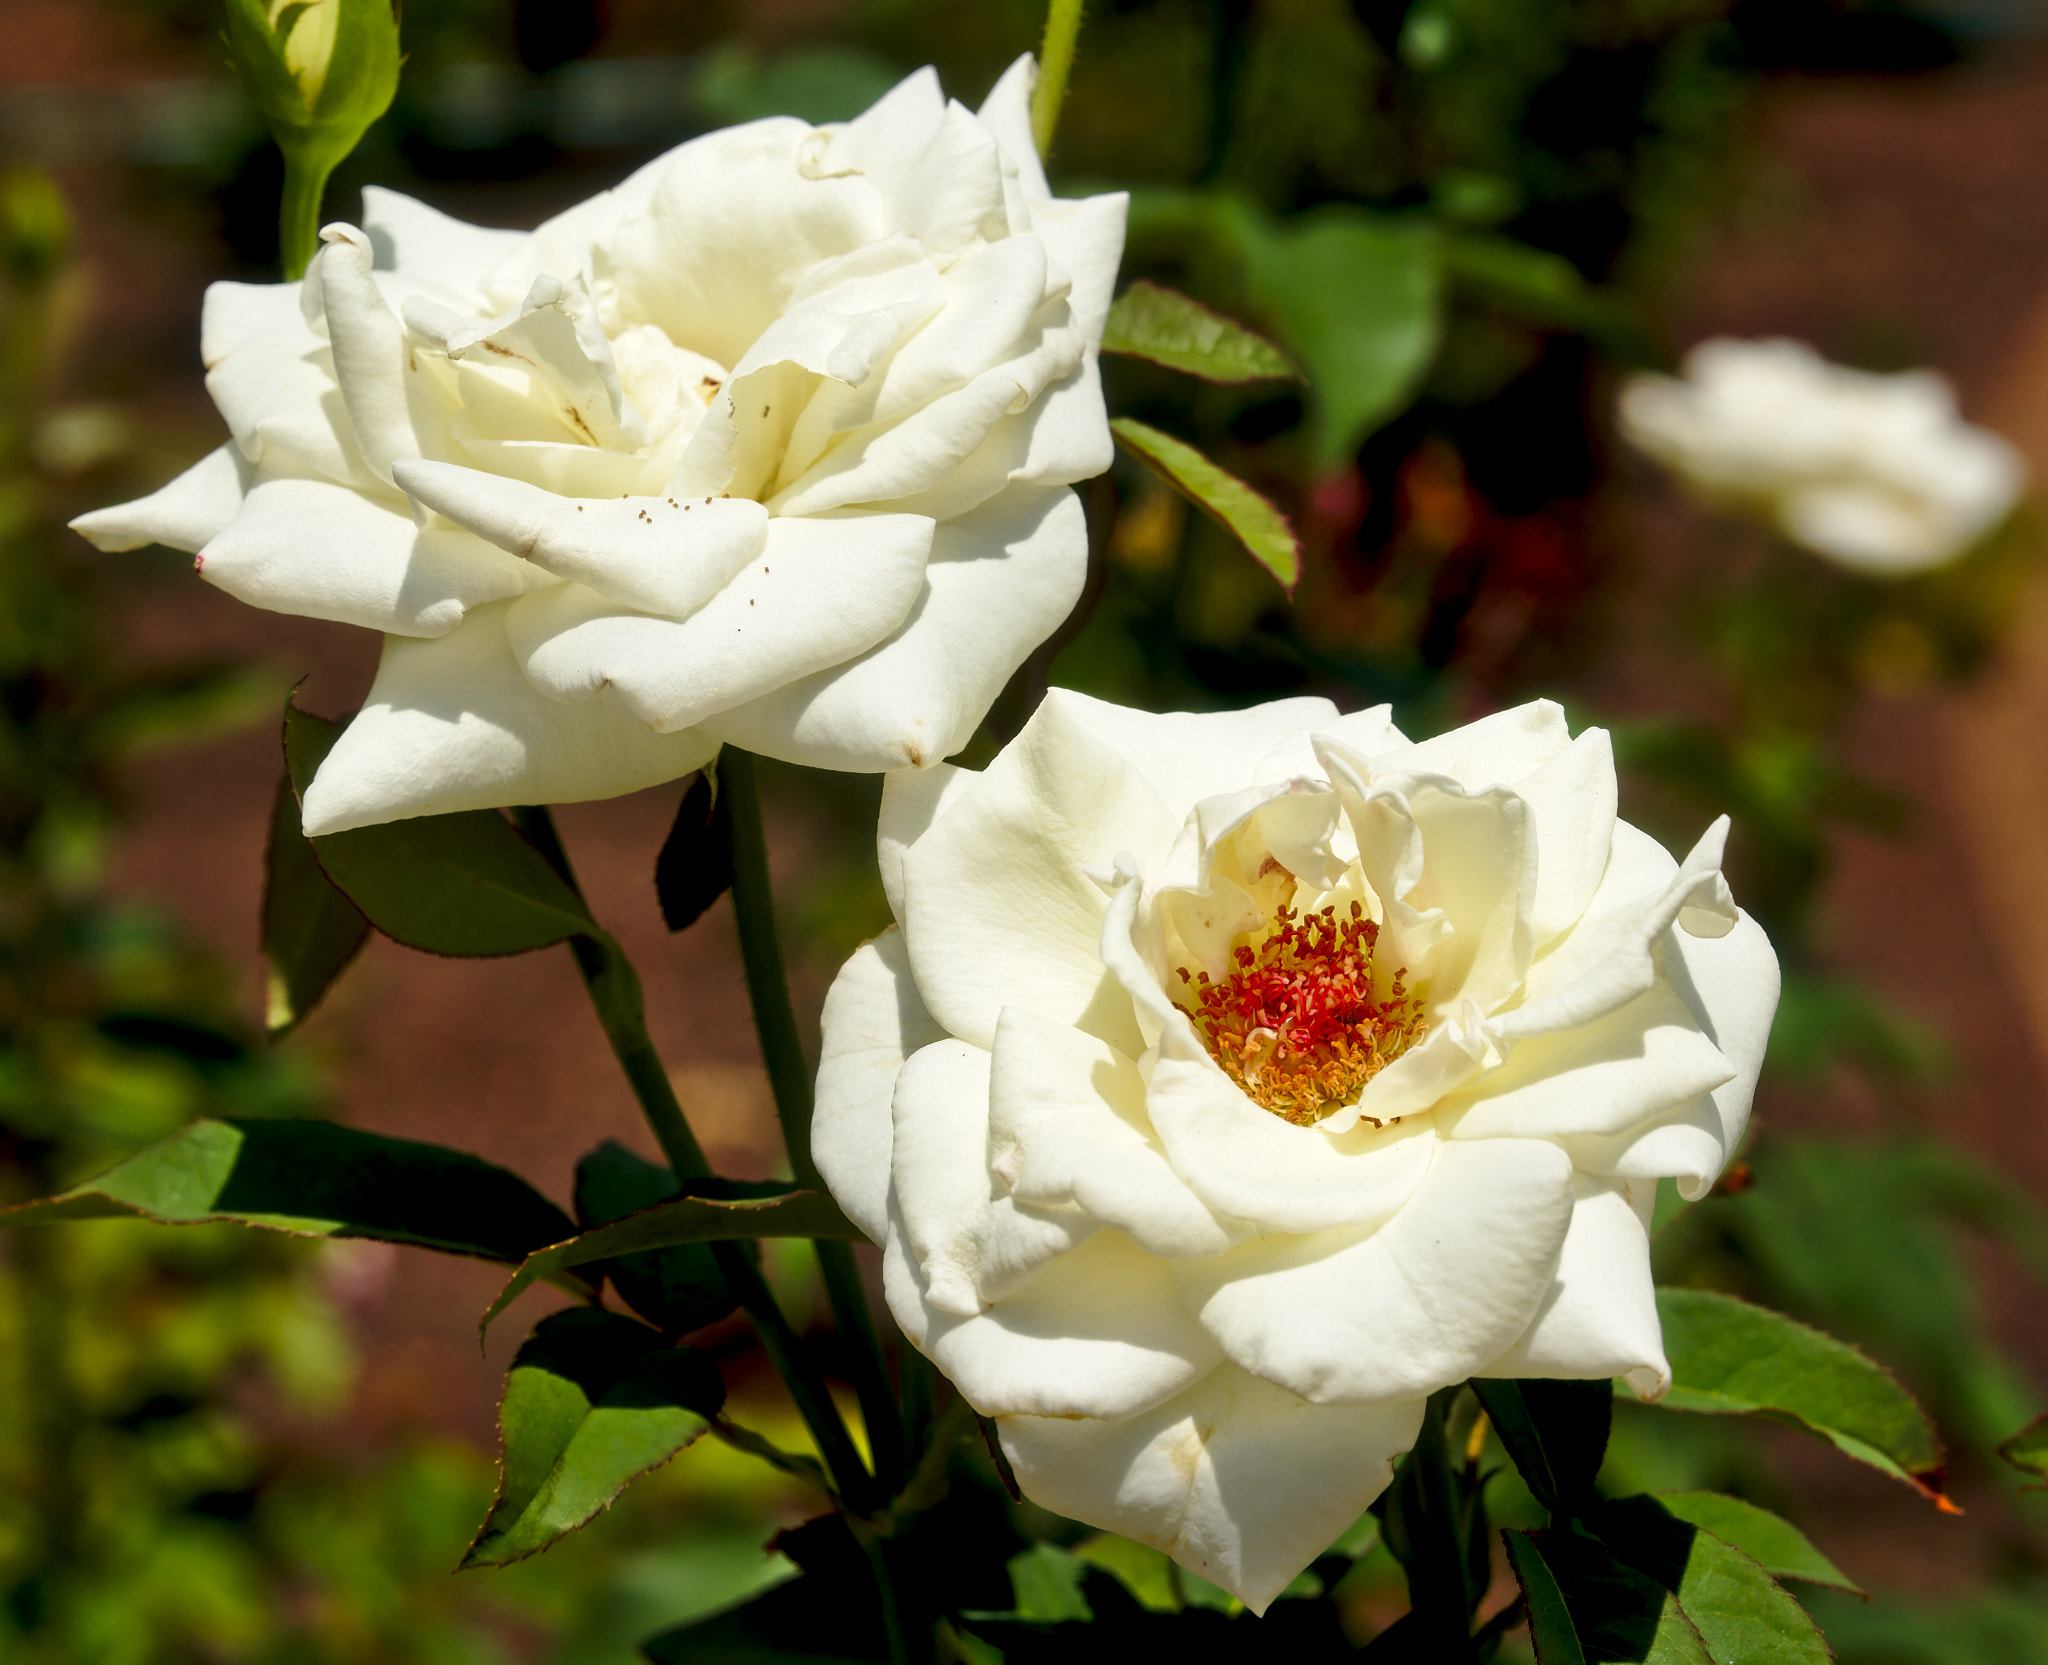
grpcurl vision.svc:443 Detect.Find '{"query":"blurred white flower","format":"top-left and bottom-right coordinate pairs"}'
top-left (813, 691), bottom-right (1778, 1610)
top-left (1618, 336), bottom-right (2024, 575)
top-left (73, 58), bottom-right (1123, 833)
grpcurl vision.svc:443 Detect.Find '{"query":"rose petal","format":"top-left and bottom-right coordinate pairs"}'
top-left (1143, 1049), bottom-right (1438, 1234)
top-left (1515, 725), bottom-right (1618, 948)
top-left (199, 475), bottom-right (543, 636)
top-left (698, 482), bottom-right (1087, 772)
top-left (1052, 690), bottom-right (1339, 828)
top-left (889, 1033), bottom-right (1099, 1315)
top-left (1320, 751), bottom-right (1533, 1014)
top-left (999, 1364), bottom-right (1425, 1615)
top-left (926, 1229), bottom-right (1221, 1419)
top-left (1439, 981), bottom-right (1734, 1143)
top-left (975, 54), bottom-right (1049, 205)
top-left (812, 928), bottom-right (941, 1244)
top-left (71, 444), bottom-right (250, 555)
top-left (771, 234), bottom-right (1058, 506)
top-left (393, 458), bottom-right (770, 618)
top-left (603, 118), bottom-right (891, 373)
top-left (882, 353), bottom-right (1115, 522)
top-left (988, 1005), bottom-right (1248, 1258)
top-left (309, 225), bottom-right (418, 486)
top-left (1376, 698), bottom-right (1573, 789)
top-left (900, 693), bottom-right (1179, 1053)
top-left (1491, 818), bottom-right (1735, 1045)
top-left (1481, 1172), bottom-right (1669, 1399)
top-left (878, 763), bottom-right (974, 928)
top-left (1029, 191), bottom-right (1128, 344)
top-left (446, 273), bottom-right (647, 450)
top-left (299, 598), bottom-right (716, 834)
top-left (202, 280), bottom-right (375, 491)
top-left (360, 185), bottom-right (523, 296)
top-left (1177, 1136), bottom-right (1575, 1403)
top-left (667, 241), bottom-right (947, 502)
top-left (889, 1038), bottom-right (998, 1281)
top-left (1561, 1098), bottom-right (1727, 1200)
top-left (1252, 703), bottom-right (1407, 784)
top-left (813, 69), bottom-right (1008, 260)
top-left (505, 511), bottom-right (933, 731)
top-left (1640, 907), bottom-right (1778, 1197)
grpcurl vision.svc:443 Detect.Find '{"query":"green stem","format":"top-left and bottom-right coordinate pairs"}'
top-left (861, 1530), bottom-right (915, 1665)
top-left (278, 152), bottom-right (336, 281)
top-left (1031, 0), bottom-right (1087, 160)
top-left (720, 752), bottom-right (907, 1492)
top-left (508, 802), bottom-right (874, 1506)
top-left (719, 754), bottom-right (817, 1185)
top-left (510, 807), bottom-right (708, 1178)
top-left (1398, 1390), bottom-right (1484, 1659)
top-left (717, 1240), bottom-right (875, 1507)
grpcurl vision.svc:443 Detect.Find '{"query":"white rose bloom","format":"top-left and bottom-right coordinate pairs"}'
top-left (814, 691), bottom-right (1778, 1611)
top-left (71, 59), bottom-right (1123, 834)
top-left (1618, 337), bottom-right (2024, 576)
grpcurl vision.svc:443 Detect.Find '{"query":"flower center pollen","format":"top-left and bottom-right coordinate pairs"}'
top-left (1174, 899), bottom-right (1426, 1127)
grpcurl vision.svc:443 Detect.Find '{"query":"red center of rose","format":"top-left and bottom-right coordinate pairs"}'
top-left (1174, 899), bottom-right (1426, 1126)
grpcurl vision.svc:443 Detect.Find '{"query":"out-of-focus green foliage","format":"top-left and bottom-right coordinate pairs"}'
top-left (1659, 1133), bottom-right (2048, 1457)
top-left (0, 156), bottom-right (809, 1664)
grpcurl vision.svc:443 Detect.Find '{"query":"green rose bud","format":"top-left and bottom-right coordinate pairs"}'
top-left (221, 0), bottom-right (400, 279)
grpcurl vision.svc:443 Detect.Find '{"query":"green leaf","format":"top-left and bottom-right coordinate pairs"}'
top-left (646, 1512), bottom-right (890, 1663)
top-left (1101, 279), bottom-right (1297, 383)
top-left (1651, 1492), bottom-right (1860, 1593)
top-left (1653, 1287), bottom-right (1950, 1503)
top-left (1232, 207), bottom-right (1442, 468)
top-left (572, 1140), bottom-right (737, 1335)
top-left (1503, 1531), bottom-right (1586, 1665)
top-left (1584, 1496), bottom-right (1832, 1665)
top-left (1437, 233), bottom-right (1606, 334)
top-left (1110, 418), bottom-right (1301, 592)
top-left (1004, 1544), bottom-right (1092, 1624)
top-left (655, 769), bottom-right (735, 932)
top-left (0, 1117), bottom-right (576, 1263)
top-left (1472, 1379), bottom-right (1612, 1518)
top-left (1997, 1414), bottom-right (2048, 1486)
top-left (465, 1308), bottom-right (724, 1567)
top-left (1529, 1528), bottom-right (1714, 1665)
top-left (261, 769), bottom-right (369, 1036)
top-left (1071, 1533), bottom-right (1180, 1613)
top-left (285, 701), bottom-right (598, 957)
top-left (482, 1185), bottom-right (861, 1337)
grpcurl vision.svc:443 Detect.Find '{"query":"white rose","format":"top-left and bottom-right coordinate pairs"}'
top-left (1618, 336), bottom-right (2024, 575)
top-left (814, 691), bottom-right (1778, 1611)
top-left (72, 59), bottom-right (1124, 833)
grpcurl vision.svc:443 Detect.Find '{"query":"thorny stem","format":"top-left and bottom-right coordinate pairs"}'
top-left (720, 752), bottom-right (909, 1494)
top-left (1031, 0), bottom-right (1086, 160)
top-left (507, 803), bottom-right (874, 1508)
